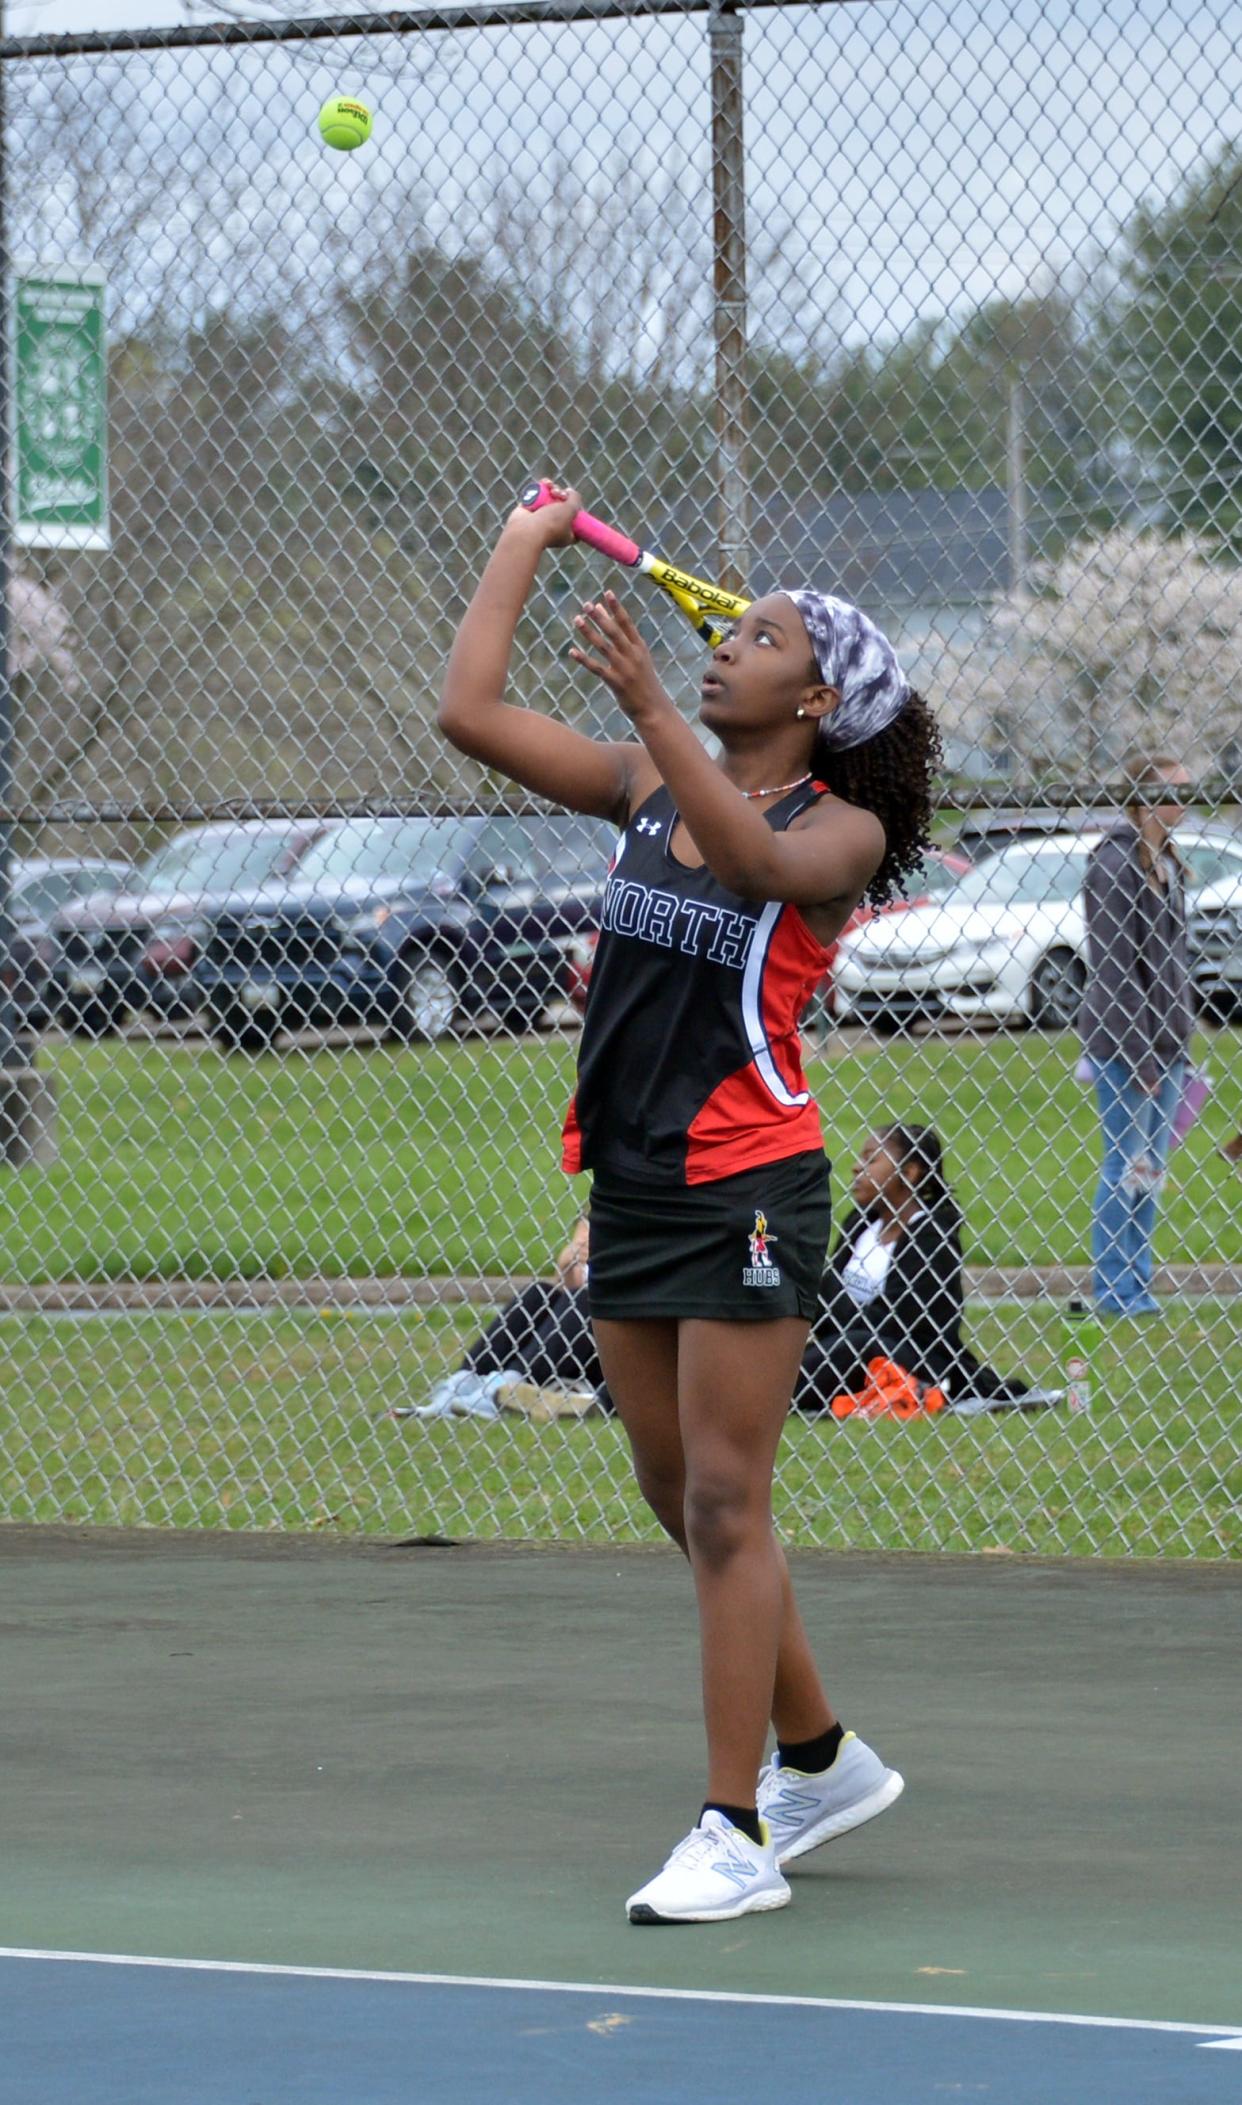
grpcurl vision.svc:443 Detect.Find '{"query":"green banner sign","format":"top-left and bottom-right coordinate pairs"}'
top-left (12, 266), bottom-right (109, 551)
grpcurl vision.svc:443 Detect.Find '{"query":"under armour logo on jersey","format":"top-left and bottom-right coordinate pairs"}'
top-left (635, 817), bottom-right (662, 836)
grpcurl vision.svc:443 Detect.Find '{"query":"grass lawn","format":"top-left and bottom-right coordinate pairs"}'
top-left (0, 1300), bottom-right (1237, 1557)
top-left (2, 1026), bottom-right (1241, 1283)
top-left (2, 1029), bottom-right (1237, 1557)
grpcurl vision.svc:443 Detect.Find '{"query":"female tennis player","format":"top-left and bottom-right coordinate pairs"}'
top-left (438, 483), bottom-right (941, 1924)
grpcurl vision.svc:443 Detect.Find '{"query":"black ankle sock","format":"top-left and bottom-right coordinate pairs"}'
top-left (776, 1721), bottom-right (844, 1774)
top-left (701, 1800), bottom-right (763, 1847)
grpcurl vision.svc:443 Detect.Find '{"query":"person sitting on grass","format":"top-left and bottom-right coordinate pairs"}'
top-left (416, 1217), bottom-right (604, 1422)
top-left (793, 1123), bottom-right (1033, 1413)
top-left (421, 1134), bottom-right (1031, 1425)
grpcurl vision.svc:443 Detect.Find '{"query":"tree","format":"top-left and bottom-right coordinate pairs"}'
top-left (8, 575), bottom-right (91, 832)
top-left (335, 160), bottom-right (721, 576)
top-left (921, 530), bottom-right (1242, 783)
top-left (746, 286), bottom-right (1110, 526)
top-left (1110, 143), bottom-right (1242, 547)
top-left (9, 574), bottom-right (79, 696)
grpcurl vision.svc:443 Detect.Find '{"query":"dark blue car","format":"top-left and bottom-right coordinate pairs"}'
top-left (50, 821), bottom-right (324, 1036)
top-left (193, 813), bottom-right (617, 1050)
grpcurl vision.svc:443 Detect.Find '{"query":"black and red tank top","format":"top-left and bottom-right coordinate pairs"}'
top-left (562, 780), bottom-right (834, 1186)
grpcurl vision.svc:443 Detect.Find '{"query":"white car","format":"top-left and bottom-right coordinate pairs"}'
top-left (1188, 871), bottom-right (1242, 1020)
top-left (834, 826), bottom-right (1242, 1034)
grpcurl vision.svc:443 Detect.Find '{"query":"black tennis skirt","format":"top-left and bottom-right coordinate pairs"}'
top-left (587, 1150), bottom-right (832, 1323)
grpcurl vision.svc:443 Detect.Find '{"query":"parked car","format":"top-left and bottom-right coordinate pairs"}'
top-left (835, 825), bottom-right (1242, 1034)
top-left (50, 821), bottom-right (326, 1036)
top-left (193, 813), bottom-right (618, 1050)
top-left (2, 857), bottom-right (133, 1031)
top-left (1188, 872), bottom-right (1242, 1019)
top-left (952, 806), bottom-right (1114, 862)
top-left (809, 846), bottom-right (976, 1026)
top-left (564, 844), bottom-right (973, 1020)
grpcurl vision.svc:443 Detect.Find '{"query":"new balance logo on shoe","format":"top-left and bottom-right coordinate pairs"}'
top-left (625, 1810), bottom-right (790, 1924)
top-left (762, 1778), bottom-right (824, 1841)
top-left (707, 1829), bottom-right (765, 1893)
top-left (756, 1735), bottom-right (905, 1868)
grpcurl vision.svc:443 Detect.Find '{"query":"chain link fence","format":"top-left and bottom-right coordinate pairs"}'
top-left (1, 0), bottom-right (1239, 1555)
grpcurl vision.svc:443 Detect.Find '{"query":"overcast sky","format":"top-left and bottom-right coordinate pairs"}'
top-left (8, 0), bottom-right (1241, 352)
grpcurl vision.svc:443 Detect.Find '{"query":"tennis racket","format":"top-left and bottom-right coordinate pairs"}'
top-left (518, 478), bottom-right (751, 648)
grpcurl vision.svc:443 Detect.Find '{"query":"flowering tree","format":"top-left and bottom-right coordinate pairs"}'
top-left (918, 530), bottom-right (1242, 783)
top-left (8, 571), bottom-right (101, 820)
top-left (9, 573), bottom-right (80, 694)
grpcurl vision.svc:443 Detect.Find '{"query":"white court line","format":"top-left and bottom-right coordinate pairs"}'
top-left (0, 1947), bottom-right (1239, 2042)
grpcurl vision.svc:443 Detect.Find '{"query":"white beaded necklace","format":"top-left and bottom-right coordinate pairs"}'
top-left (739, 772), bottom-right (813, 801)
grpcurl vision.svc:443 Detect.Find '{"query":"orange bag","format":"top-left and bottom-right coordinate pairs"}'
top-left (830, 1356), bottom-right (946, 1420)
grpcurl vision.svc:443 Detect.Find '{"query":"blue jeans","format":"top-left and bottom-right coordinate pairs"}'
top-left (1091, 1056), bottom-right (1184, 1312)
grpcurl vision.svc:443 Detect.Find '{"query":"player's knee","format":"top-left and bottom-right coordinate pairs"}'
top-left (634, 1463), bottom-right (686, 1542)
top-left (683, 1470), bottom-right (755, 1568)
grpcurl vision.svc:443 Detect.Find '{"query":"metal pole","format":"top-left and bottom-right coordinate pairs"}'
top-left (0, 0), bottom-right (806, 62)
top-left (709, 0), bottom-right (750, 594)
top-left (1007, 375), bottom-right (1028, 599)
top-left (0, 0), bottom-right (18, 1090)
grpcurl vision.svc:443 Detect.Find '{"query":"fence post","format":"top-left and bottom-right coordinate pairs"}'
top-left (1007, 375), bottom-right (1028, 599)
top-left (709, 0), bottom-right (750, 595)
top-left (0, 0), bottom-right (19, 1091)
top-left (0, 0), bottom-right (57, 1168)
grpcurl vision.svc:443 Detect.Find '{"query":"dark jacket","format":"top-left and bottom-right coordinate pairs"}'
top-left (1079, 821), bottom-right (1192, 1080)
top-left (464, 1281), bottom-right (602, 1390)
top-left (795, 1197), bottom-right (1026, 1407)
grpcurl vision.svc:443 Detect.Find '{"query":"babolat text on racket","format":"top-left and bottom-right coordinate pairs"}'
top-left (518, 478), bottom-right (751, 648)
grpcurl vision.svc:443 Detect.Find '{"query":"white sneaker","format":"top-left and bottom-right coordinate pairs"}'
top-left (411, 1370), bottom-right (501, 1421)
top-left (409, 1376), bottom-right (463, 1421)
top-left (451, 1372), bottom-right (505, 1420)
top-left (626, 1810), bottom-right (791, 1925)
top-left (495, 1380), bottom-right (600, 1424)
top-left (757, 1731), bottom-right (904, 1868)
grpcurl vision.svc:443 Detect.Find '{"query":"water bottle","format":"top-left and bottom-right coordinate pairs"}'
top-left (1062, 1297), bottom-right (1100, 1413)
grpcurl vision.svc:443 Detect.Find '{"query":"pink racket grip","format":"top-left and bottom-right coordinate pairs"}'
top-left (518, 479), bottom-right (641, 567)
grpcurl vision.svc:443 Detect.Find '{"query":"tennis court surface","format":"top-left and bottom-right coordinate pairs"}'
top-left (3, 1528), bottom-right (1239, 2101)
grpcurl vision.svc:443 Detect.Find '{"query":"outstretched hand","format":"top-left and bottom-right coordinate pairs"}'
top-left (570, 592), bottom-right (670, 722)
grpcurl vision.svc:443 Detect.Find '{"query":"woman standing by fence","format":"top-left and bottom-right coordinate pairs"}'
top-left (1080, 756), bottom-right (1194, 1316)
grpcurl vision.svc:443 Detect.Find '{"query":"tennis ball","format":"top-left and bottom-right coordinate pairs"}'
top-left (318, 96), bottom-right (373, 151)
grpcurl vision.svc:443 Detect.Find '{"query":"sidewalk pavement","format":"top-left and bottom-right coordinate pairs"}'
top-left (1, 1265), bottom-right (1240, 1312)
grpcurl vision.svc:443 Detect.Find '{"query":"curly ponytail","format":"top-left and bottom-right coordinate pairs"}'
top-left (812, 691), bottom-right (942, 907)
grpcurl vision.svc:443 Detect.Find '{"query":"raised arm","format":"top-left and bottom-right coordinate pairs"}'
top-left (438, 488), bottom-right (641, 824)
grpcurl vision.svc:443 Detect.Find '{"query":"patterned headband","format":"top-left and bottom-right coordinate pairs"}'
top-left (780, 589), bottom-right (911, 751)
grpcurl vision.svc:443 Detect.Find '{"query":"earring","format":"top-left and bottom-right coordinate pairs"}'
top-left (796, 707), bottom-right (806, 720)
